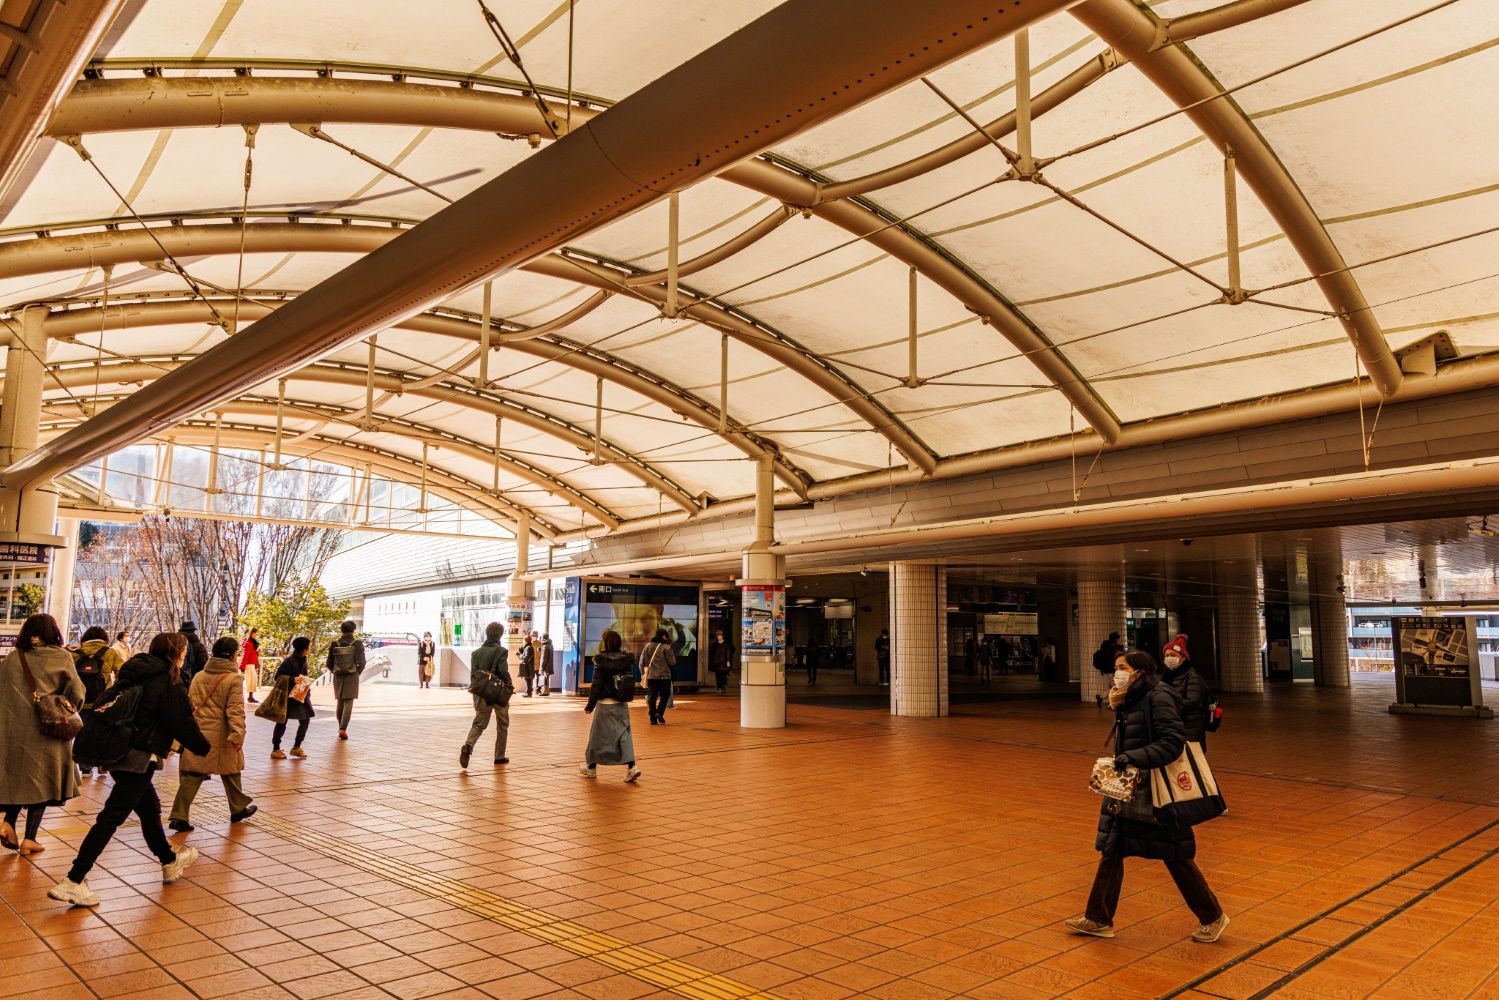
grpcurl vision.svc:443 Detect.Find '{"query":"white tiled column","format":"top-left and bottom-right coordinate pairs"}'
top-left (1217, 560), bottom-right (1264, 693)
top-left (889, 561), bottom-right (947, 717)
top-left (1309, 543), bottom-right (1350, 688)
top-left (1076, 569), bottom-right (1124, 704)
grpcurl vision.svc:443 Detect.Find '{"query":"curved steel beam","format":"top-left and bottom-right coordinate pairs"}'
top-left (42, 57), bottom-right (1117, 446)
top-left (1071, 0), bottom-right (1402, 394)
top-left (11, 0), bottom-right (1070, 492)
top-left (34, 288), bottom-right (809, 494)
top-left (37, 358), bottom-right (701, 512)
top-left (42, 391), bottom-right (623, 530)
top-left (55, 419), bottom-right (546, 536)
top-left (1, 220), bottom-right (821, 488)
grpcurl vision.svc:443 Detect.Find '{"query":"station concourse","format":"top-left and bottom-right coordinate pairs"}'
top-left (1, 1), bottom-right (1498, 998)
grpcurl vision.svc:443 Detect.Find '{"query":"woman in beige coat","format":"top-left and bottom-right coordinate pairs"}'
top-left (168, 637), bottom-right (257, 832)
top-left (0, 614), bottom-right (84, 855)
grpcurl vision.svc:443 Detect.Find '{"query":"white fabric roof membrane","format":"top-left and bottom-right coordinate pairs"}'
top-left (4, 0), bottom-right (1497, 535)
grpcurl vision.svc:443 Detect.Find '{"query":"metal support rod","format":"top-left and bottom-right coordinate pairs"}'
top-left (419, 441), bottom-right (429, 513)
top-left (1224, 145), bottom-right (1242, 300)
top-left (96, 454), bottom-right (108, 505)
top-left (664, 191), bottom-right (680, 319)
top-left (303, 458), bottom-right (311, 520)
top-left (493, 415), bottom-right (502, 492)
top-left (363, 463), bottom-right (374, 524)
top-left (273, 379), bottom-right (286, 467)
top-left (592, 377), bottom-right (603, 465)
top-left (718, 333), bottom-right (729, 435)
top-left (1014, 29), bottom-right (1034, 177)
top-left (479, 280), bottom-right (492, 387)
top-left (156, 441), bottom-right (174, 508)
top-left (254, 448), bottom-right (265, 517)
top-left (363, 335), bottom-right (377, 423)
top-left (205, 412), bottom-right (222, 507)
top-left (907, 265), bottom-right (920, 388)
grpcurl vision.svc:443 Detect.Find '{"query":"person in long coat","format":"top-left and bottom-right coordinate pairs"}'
top-left (271, 636), bottom-right (315, 758)
top-left (0, 614), bottom-right (84, 855)
top-left (537, 633), bottom-right (555, 695)
top-left (325, 621), bottom-right (364, 740)
top-left (418, 632), bottom-right (436, 689)
top-left (169, 637), bottom-right (257, 831)
top-left (1161, 634), bottom-right (1212, 745)
top-left (1066, 651), bottom-right (1228, 943)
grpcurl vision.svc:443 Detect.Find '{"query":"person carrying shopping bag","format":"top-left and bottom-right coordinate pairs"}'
top-left (1065, 650), bottom-right (1228, 943)
top-left (169, 637), bottom-right (257, 832)
top-left (641, 629), bottom-right (676, 725)
top-left (262, 637), bottom-right (314, 759)
top-left (1, 615), bottom-right (85, 855)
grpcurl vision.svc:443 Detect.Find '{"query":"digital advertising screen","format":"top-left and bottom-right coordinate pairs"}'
top-left (580, 579), bottom-right (700, 684)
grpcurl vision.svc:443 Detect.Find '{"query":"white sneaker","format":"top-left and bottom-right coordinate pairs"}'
top-left (162, 846), bottom-right (199, 883)
top-left (48, 879), bottom-right (100, 907)
top-left (625, 766), bottom-right (642, 783)
top-left (578, 763), bottom-right (596, 778)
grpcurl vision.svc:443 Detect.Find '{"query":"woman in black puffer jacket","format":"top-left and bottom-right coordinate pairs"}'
top-left (1161, 634), bottom-right (1211, 744)
top-left (1066, 651), bottom-right (1227, 942)
top-left (48, 632), bottom-right (211, 908)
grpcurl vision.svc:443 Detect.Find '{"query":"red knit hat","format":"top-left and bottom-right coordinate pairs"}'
top-left (1162, 634), bottom-right (1190, 661)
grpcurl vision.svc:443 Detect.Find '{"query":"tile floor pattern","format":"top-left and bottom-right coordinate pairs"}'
top-left (2, 677), bottom-right (1497, 1000)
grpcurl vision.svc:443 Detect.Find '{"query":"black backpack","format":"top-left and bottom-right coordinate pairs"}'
top-left (329, 639), bottom-right (361, 676)
top-left (75, 648), bottom-right (106, 678)
top-left (613, 670), bottom-right (636, 703)
top-left (72, 685), bottom-right (144, 768)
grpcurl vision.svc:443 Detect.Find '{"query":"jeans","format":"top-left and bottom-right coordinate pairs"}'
top-left (2, 805), bottom-right (45, 842)
top-left (647, 679), bottom-right (671, 721)
top-left (68, 765), bottom-right (176, 883)
top-left (336, 698), bottom-right (353, 730)
top-left (465, 698), bottom-right (509, 760)
top-left (1085, 853), bottom-right (1222, 926)
top-left (170, 773), bottom-right (253, 822)
top-left (272, 715), bottom-right (310, 749)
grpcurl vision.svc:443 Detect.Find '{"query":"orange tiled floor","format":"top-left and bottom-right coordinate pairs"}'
top-left (2, 677), bottom-right (1497, 1000)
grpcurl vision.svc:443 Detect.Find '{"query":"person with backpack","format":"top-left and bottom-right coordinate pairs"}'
top-left (269, 636), bottom-right (314, 759)
top-left (178, 621), bottom-right (208, 685)
top-left (1, 615), bottom-right (85, 856)
top-left (48, 632), bottom-right (209, 908)
top-left (241, 627), bottom-right (261, 703)
top-left (169, 636), bottom-right (256, 832)
top-left (641, 628), bottom-right (676, 725)
top-left (517, 630), bottom-right (537, 697)
top-left (538, 633), bottom-right (555, 695)
top-left (326, 620), bottom-right (364, 740)
top-left (1065, 651), bottom-right (1227, 943)
top-left (72, 626), bottom-right (126, 778)
top-left (460, 622), bottom-right (512, 770)
top-left (580, 630), bottom-right (640, 783)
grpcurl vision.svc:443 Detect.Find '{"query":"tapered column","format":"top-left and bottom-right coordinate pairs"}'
top-left (1076, 569), bottom-right (1124, 704)
top-left (1309, 540), bottom-right (1349, 688)
top-left (504, 512), bottom-right (533, 656)
top-left (0, 307), bottom-right (62, 545)
top-left (889, 561), bottom-right (947, 717)
top-left (46, 517), bottom-right (80, 638)
top-left (1217, 557), bottom-right (1264, 693)
top-left (739, 454), bottom-right (786, 728)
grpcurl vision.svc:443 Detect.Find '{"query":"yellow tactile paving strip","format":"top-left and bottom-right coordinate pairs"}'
top-left (249, 810), bottom-right (784, 1000)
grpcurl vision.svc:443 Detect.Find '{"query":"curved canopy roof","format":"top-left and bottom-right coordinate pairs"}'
top-left (2, 0), bottom-right (1495, 539)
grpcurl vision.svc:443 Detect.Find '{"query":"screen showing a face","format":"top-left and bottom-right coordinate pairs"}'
top-left (583, 581), bottom-right (699, 680)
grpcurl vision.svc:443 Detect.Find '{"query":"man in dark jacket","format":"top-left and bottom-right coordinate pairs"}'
top-left (49, 632), bottom-right (211, 908)
top-left (460, 622), bottom-right (511, 770)
top-left (179, 621), bottom-right (208, 685)
top-left (1066, 651), bottom-right (1227, 943)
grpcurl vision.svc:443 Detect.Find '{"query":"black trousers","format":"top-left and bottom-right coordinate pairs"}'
top-left (68, 766), bottom-right (176, 883)
top-left (1085, 853), bottom-right (1222, 926)
top-left (647, 679), bottom-right (671, 720)
top-left (713, 669), bottom-right (729, 692)
top-left (273, 715), bottom-right (310, 749)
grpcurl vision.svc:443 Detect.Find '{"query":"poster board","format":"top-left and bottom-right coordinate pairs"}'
top-left (572, 578), bottom-right (701, 691)
top-left (1390, 616), bottom-right (1488, 715)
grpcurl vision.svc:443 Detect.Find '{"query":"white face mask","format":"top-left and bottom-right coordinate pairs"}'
top-left (1113, 668), bottom-right (1132, 689)
top-left (1163, 654), bottom-right (1182, 669)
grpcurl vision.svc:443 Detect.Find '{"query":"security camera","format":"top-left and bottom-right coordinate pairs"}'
top-left (1180, 538), bottom-right (1194, 547)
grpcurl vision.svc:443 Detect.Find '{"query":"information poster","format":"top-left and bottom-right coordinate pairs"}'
top-left (1391, 616), bottom-right (1486, 712)
top-left (741, 584), bottom-right (785, 654)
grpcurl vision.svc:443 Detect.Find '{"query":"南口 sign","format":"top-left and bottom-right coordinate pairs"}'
top-left (0, 541), bottom-right (49, 563)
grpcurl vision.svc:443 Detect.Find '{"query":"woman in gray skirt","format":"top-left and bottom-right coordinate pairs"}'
top-left (579, 630), bottom-right (640, 783)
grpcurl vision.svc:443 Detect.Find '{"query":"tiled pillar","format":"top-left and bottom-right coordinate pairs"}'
top-left (1217, 559), bottom-right (1264, 693)
top-left (889, 561), bottom-right (947, 717)
top-left (1075, 569), bottom-right (1124, 704)
top-left (1309, 544), bottom-right (1350, 688)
